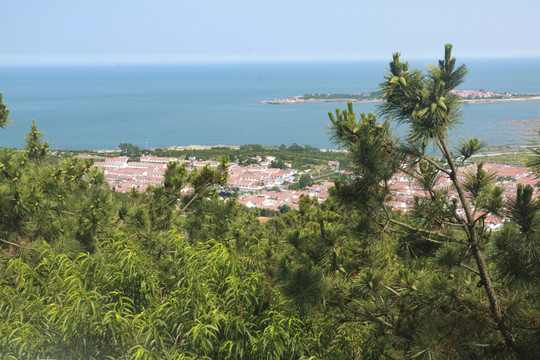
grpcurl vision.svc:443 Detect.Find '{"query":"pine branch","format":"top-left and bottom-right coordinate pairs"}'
top-left (440, 219), bottom-right (466, 228)
top-left (421, 155), bottom-right (451, 176)
top-left (459, 263), bottom-right (480, 276)
top-left (421, 236), bottom-right (452, 245)
top-left (181, 194), bottom-right (199, 213)
top-left (0, 238), bottom-right (24, 248)
top-left (436, 137), bottom-right (474, 226)
top-left (388, 218), bottom-right (463, 244)
top-left (381, 203), bottom-right (465, 243)
top-left (381, 283), bottom-right (400, 296)
top-left (472, 212), bottom-right (489, 227)
top-left (0, 238), bottom-right (39, 252)
top-left (333, 303), bottom-right (396, 330)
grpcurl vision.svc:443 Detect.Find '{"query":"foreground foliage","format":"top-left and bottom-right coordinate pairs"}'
top-left (273, 45), bottom-right (540, 359)
top-left (1, 234), bottom-right (312, 359)
top-left (1, 45), bottom-right (539, 359)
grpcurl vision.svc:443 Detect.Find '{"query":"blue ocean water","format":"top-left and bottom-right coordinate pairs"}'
top-left (0, 59), bottom-right (539, 150)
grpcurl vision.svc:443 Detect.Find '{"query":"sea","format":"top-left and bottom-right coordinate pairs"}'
top-left (0, 58), bottom-right (539, 150)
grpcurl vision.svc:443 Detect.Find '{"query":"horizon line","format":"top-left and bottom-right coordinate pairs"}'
top-left (1, 54), bottom-right (540, 67)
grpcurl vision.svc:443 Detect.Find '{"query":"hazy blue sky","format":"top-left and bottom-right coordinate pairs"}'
top-left (2, 0), bottom-right (539, 65)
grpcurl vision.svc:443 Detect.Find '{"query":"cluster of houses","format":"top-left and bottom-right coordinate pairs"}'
top-left (388, 162), bottom-right (538, 230)
top-left (225, 156), bottom-right (335, 211)
top-left (93, 156), bottom-right (221, 193)
top-left (451, 89), bottom-right (511, 99)
top-left (235, 182), bottom-right (334, 212)
top-left (92, 155), bottom-right (336, 211)
top-left (93, 155), bottom-right (538, 229)
top-left (227, 163), bottom-right (295, 192)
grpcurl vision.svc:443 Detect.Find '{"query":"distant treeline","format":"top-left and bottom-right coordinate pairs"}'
top-left (297, 92), bottom-right (379, 100)
top-left (152, 143), bottom-right (349, 170)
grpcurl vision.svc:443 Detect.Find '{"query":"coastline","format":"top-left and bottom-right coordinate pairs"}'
top-left (461, 96), bottom-right (540, 104)
top-left (259, 95), bottom-right (540, 105)
top-left (258, 98), bottom-right (381, 105)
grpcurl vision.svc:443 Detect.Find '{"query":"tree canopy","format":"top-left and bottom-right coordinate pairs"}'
top-left (319, 44), bottom-right (539, 358)
top-left (0, 93), bottom-right (9, 129)
top-left (0, 46), bottom-right (539, 359)
top-left (119, 142), bottom-right (142, 158)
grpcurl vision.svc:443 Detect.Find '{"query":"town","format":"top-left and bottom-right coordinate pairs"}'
top-left (93, 154), bottom-right (538, 228)
top-left (93, 155), bottom-right (340, 212)
top-left (388, 162), bottom-right (538, 230)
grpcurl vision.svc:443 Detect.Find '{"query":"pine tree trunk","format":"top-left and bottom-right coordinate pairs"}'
top-left (439, 138), bottom-right (526, 357)
top-left (469, 244), bottom-right (531, 358)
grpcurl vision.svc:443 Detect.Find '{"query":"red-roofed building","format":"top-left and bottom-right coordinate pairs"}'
top-left (140, 156), bottom-right (178, 163)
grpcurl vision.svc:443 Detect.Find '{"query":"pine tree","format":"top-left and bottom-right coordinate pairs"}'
top-left (24, 119), bottom-right (50, 166)
top-left (326, 44), bottom-right (535, 358)
top-left (0, 93), bottom-right (9, 129)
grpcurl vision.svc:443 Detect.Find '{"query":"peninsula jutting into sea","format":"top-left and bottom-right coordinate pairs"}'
top-left (259, 89), bottom-right (540, 104)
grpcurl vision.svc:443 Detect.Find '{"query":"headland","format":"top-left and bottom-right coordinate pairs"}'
top-left (259, 90), bottom-right (540, 105)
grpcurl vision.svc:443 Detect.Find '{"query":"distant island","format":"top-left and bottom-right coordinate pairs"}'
top-left (259, 90), bottom-right (540, 104)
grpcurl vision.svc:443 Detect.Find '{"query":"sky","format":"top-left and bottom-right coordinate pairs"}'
top-left (1, 0), bottom-right (540, 65)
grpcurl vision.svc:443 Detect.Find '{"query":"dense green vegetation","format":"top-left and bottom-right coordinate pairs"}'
top-left (119, 143), bottom-right (143, 158)
top-left (153, 143), bottom-right (349, 171)
top-left (56, 143), bottom-right (348, 172)
top-left (1, 45), bottom-right (539, 359)
top-left (297, 93), bottom-right (379, 101)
